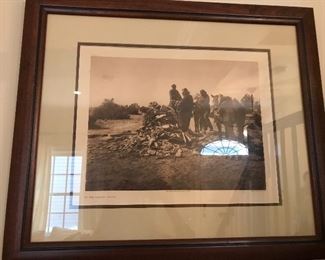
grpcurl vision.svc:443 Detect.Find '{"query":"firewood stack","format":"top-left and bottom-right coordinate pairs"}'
top-left (104, 102), bottom-right (203, 158)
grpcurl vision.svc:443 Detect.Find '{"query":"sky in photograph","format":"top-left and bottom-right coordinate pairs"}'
top-left (89, 56), bottom-right (259, 108)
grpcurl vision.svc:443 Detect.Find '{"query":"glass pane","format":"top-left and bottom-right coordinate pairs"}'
top-left (31, 14), bottom-right (316, 243)
top-left (68, 156), bottom-right (82, 174)
top-left (67, 174), bottom-right (81, 193)
top-left (63, 214), bottom-right (79, 230)
top-left (65, 195), bottom-right (79, 213)
top-left (48, 214), bottom-right (63, 232)
top-left (50, 196), bottom-right (65, 213)
top-left (52, 175), bottom-right (67, 193)
top-left (53, 156), bottom-right (68, 174)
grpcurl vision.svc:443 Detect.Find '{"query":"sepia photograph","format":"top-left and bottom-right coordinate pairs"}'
top-left (75, 44), bottom-right (280, 206)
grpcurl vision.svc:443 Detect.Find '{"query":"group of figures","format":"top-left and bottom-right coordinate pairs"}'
top-left (169, 84), bottom-right (213, 133)
top-left (168, 84), bottom-right (264, 157)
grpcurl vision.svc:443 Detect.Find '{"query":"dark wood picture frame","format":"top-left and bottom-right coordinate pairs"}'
top-left (3, 0), bottom-right (325, 259)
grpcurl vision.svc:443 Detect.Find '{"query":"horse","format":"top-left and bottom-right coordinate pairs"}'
top-left (211, 94), bottom-right (247, 141)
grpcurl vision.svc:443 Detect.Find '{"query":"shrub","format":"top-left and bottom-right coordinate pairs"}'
top-left (126, 103), bottom-right (140, 115)
top-left (88, 98), bottom-right (130, 129)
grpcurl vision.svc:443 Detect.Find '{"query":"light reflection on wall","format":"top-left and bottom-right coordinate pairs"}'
top-left (200, 139), bottom-right (248, 156)
top-left (46, 156), bottom-right (82, 233)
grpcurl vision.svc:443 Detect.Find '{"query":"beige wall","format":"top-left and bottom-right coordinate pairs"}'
top-left (0, 0), bottom-right (25, 257)
top-left (0, 0), bottom-right (324, 257)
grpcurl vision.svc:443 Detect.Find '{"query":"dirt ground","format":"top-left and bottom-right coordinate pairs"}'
top-left (86, 116), bottom-right (266, 191)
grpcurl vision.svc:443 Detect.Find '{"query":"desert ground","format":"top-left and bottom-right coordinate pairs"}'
top-left (86, 115), bottom-right (266, 191)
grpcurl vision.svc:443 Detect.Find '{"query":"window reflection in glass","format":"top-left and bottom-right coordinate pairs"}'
top-left (46, 156), bottom-right (82, 233)
top-left (200, 139), bottom-right (248, 156)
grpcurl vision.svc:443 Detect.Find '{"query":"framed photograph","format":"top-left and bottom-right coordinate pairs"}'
top-left (3, 0), bottom-right (325, 259)
top-left (77, 43), bottom-right (279, 207)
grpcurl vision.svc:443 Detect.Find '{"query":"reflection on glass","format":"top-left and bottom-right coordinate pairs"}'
top-left (52, 175), bottom-right (66, 193)
top-left (63, 214), bottom-right (79, 230)
top-left (200, 139), bottom-right (248, 156)
top-left (65, 195), bottom-right (79, 213)
top-left (46, 156), bottom-right (82, 233)
top-left (67, 175), bottom-right (81, 193)
top-left (50, 196), bottom-right (65, 212)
